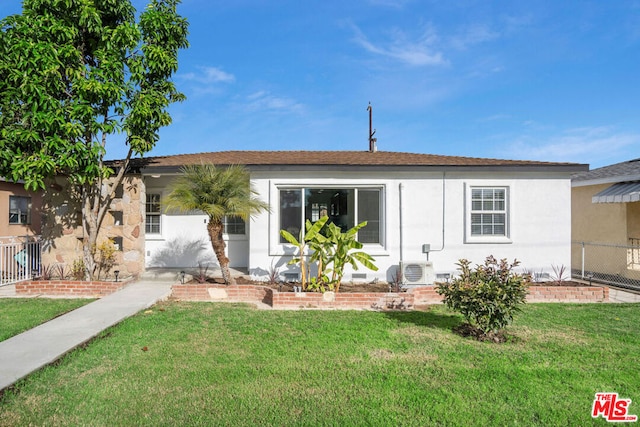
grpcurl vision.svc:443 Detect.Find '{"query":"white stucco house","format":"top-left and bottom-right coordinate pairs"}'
top-left (131, 150), bottom-right (587, 285)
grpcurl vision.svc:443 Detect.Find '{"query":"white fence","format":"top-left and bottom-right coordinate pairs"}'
top-left (0, 236), bottom-right (42, 286)
top-left (572, 240), bottom-right (640, 292)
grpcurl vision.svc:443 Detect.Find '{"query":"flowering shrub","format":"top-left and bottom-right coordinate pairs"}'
top-left (436, 256), bottom-right (530, 336)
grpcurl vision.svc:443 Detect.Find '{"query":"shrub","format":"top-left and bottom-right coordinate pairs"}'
top-left (95, 239), bottom-right (117, 280)
top-left (71, 258), bottom-right (85, 280)
top-left (436, 256), bottom-right (529, 337)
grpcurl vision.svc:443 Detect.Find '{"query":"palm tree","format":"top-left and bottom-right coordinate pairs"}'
top-left (164, 163), bottom-right (269, 285)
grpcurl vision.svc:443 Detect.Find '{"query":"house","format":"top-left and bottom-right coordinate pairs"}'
top-left (134, 150), bottom-right (586, 284)
top-left (0, 178), bottom-right (42, 239)
top-left (572, 158), bottom-right (640, 287)
top-left (42, 150), bottom-right (586, 284)
top-left (0, 178), bottom-right (43, 284)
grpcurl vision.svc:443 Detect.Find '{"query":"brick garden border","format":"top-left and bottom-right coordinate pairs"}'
top-left (14, 281), bottom-right (609, 306)
top-left (171, 283), bottom-right (609, 309)
top-left (16, 279), bottom-right (130, 297)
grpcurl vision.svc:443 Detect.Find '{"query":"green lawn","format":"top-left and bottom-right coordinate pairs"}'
top-left (0, 298), bottom-right (94, 342)
top-left (1, 302), bottom-right (638, 426)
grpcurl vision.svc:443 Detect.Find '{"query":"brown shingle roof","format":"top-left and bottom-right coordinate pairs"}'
top-left (128, 150), bottom-right (587, 171)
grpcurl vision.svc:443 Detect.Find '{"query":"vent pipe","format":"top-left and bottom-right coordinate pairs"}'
top-left (367, 102), bottom-right (377, 152)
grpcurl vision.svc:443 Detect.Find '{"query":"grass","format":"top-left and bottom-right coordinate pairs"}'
top-left (0, 302), bottom-right (638, 426)
top-left (0, 298), bottom-right (94, 342)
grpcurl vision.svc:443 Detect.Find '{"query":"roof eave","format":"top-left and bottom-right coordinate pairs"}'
top-left (137, 163), bottom-right (588, 175)
top-left (572, 174), bottom-right (640, 187)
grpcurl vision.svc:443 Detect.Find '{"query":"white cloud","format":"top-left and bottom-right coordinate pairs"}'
top-left (449, 24), bottom-right (500, 51)
top-left (243, 91), bottom-right (304, 114)
top-left (350, 23), bottom-right (447, 67)
top-left (476, 114), bottom-right (511, 123)
top-left (503, 126), bottom-right (640, 165)
top-left (180, 66), bottom-right (235, 84)
top-left (367, 0), bottom-right (412, 8)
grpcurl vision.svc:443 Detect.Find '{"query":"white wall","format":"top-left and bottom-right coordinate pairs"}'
top-left (247, 170), bottom-right (573, 282)
top-left (143, 176), bottom-right (248, 270)
top-left (142, 170), bottom-right (573, 281)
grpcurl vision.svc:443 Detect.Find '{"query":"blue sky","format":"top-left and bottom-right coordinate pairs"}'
top-left (2, 1), bottom-right (639, 168)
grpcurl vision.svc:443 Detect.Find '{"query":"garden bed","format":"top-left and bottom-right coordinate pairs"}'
top-left (173, 281), bottom-right (609, 308)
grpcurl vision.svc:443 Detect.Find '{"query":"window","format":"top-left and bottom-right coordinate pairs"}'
top-left (223, 216), bottom-right (246, 235)
top-left (468, 187), bottom-right (508, 240)
top-left (279, 187), bottom-right (382, 244)
top-left (9, 196), bottom-right (31, 224)
top-left (110, 210), bottom-right (123, 226)
top-left (145, 193), bottom-right (161, 234)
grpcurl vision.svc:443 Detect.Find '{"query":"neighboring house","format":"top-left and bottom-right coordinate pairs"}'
top-left (0, 178), bottom-right (42, 238)
top-left (0, 178), bottom-right (43, 284)
top-left (122, 150), bottom-right (585, 284)
top-left (572, 158), bottom-right (640, 286)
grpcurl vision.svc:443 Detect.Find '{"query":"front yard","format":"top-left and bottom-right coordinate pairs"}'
top-left (0, 298), bottom-right (94, 342)
top-left (0, 302), bottom-right (638, 426)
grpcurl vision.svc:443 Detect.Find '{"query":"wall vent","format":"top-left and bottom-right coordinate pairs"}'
top-left (283, 272), bottom-right (300, 282)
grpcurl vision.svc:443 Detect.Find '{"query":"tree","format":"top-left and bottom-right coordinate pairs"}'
top-left (164, 164), bottom-right (269, 285)
top-left (0, 0), bottom-right (189, 279)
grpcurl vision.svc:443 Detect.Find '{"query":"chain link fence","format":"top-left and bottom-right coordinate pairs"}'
top-left (572, 240), bottom-right (640, 292)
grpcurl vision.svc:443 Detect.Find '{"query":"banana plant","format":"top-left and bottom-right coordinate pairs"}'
top-left (280, 216), bottom-right (329, 290)
top-left (321, 221), bottom-right (378, 292)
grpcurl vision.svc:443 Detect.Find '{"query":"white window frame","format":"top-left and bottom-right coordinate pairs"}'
top-left (465, 185), bottom-right (511, 244)
top-left (145, 192), bottom-right (162, 236)
top-left (223, 215), bottom-right (246, 236)
top-left (276, 185), bottom-right (385, 247)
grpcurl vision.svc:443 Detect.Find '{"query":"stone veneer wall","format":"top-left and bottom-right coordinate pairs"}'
top-left (40, 175), bottom-right (146, 279)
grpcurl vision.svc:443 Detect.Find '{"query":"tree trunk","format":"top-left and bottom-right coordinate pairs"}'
top-left (82, 186), bottom-right (98, 281)
top-left (207, 218), bottom-right (236, 285)
top-left (80, 152), bottom-right (132, 281)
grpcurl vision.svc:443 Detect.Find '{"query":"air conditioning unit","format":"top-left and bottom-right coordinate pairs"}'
top-left (400, 261), bottom-right (435, 286)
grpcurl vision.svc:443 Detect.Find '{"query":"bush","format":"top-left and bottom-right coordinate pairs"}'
top-left (436, 256), bottom-right (529, 337)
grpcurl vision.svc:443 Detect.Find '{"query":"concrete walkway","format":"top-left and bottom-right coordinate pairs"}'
top-left (0, 280), bottom-right (173, 392)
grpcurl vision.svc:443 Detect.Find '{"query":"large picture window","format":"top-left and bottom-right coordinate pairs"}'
top-left (469, 187), bottom-right (508, 238)
top-left (279, 187), bottom-right (382, 244)
top-left (9, 196), bottom-right (31, 225)
top-left (145, 193), bottom-right (161, 234)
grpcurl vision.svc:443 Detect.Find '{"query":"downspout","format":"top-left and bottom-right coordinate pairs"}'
top-left (399, 182), bottom-right (404, 263)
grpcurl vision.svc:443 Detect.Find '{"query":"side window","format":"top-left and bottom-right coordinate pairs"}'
top-left (145, 193), bottom-right (161, 234)
top-left (223, 216), bottom-right (246, 235)
top-left (467, 186), bottom-right (510, 242)
top-left (9, 196), bottom-right (31, 225)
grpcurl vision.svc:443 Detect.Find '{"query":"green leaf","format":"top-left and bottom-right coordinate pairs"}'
top-left (280, 229), bottom-right (300, 247)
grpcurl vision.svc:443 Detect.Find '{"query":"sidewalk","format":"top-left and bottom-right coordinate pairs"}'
top-left (0, 280), bottom-right (173, 392)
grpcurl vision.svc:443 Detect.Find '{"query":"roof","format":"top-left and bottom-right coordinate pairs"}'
top-left (126, 150), bottom-right (587, 173)
top-left (572, 158), bottom-right (640, 186)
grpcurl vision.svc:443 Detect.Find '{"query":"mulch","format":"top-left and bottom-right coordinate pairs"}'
top-left (190, 277), bottom-right (590, 292)
top-left (191, 276), bottom-right (398, 293)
